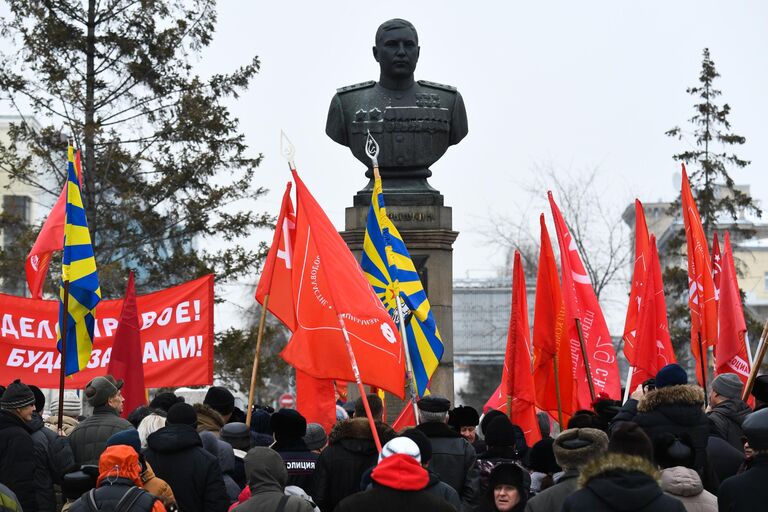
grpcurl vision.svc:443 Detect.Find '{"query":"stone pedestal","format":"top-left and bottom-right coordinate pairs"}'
top-left (340, 185), bottom-right (458, 416)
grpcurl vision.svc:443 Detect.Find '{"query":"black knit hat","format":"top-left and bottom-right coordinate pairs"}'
top-left (270, 408), bottom-right (307, 441)
top-left (527, 437), bottom-right (561, 474)
top-left (167, 402), bottom-right (198, 427)
top-left (480, 409), bottom-right (505, 436)
top-left (485, 415), bottom-right (529, 458)
top-left (0, 379), bottom-right (36, 410)
top-left (401, 428), bottom-right (433, 463)
top-left (149, 392), bottom-right (185, 413)
top-left (29, 385), bottom-right (46, 413)
top-left (204, 386), bottom-right (235, 416)
top-left (608, 422), bottom-right (653, 461)
top-left (448, 405), bottom-right (480, 429)
top-left (751, 375), bottom-right (768, 405)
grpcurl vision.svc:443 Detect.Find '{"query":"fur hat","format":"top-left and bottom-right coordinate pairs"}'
top-left (203, 386), bottom-right (235, 416)
top-left (0, 379), bottom-right (35, 410)
top-left (50, 391), bottom-right (82, 417)
top-left (303, 423), bottom-right (327, 451)
top-left (712, 373), bottom-right (743, 400)
top-left (553, 428), bottom-right (608, 470)
top-left (270, 408), bottom-right (307, 441)
top-left (527, 437), bottom-right (561, 474)
top-left (608, 422), bottom-right (653, 461)
top-left (655, 364), bottom-right (688, 389)
top-left (480, 409), bottom-right (505, 436)
top-left (167, 402), bottom-right (198, 427)
top-left (488, 463), bottom-right (529, 497)
top-left (567, 410), bottom-right (608, 433)
top-left (448, 405), bottom-right (480, 428)
top-left (149, 392), bottom-right (184, 412)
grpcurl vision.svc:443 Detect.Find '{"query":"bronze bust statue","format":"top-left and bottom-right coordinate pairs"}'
top-left (326, 19), bottom-right (468, 187)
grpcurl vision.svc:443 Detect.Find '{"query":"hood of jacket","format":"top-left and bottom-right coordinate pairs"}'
top-left (637, 385), bottom-right (706, 427)
top-left (96, 445), bottom-right (143, 487)
top-left (194, 403), bottom-right (225, 432)
top-left (147, 423), bottom-right (202, 453)
top-left (328, 418), bottom-right (397, 456)
top-left (578, 453), bottom-right (662, 511)
top-left (371, 453), bottom-right (429, 491)
top-left (245, 446), bottom-right (286, 495)
top-left (0, 409), bottom-right (32, 433)
top-left (416, 421), bottom-right (462, 439)
top-left (660, 466), bottom-right (703, 497)
top-left (710, 399), bottom-right (752, 426)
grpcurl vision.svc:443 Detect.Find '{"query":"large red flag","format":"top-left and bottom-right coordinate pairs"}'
top-left (711, 233), bottom-right (722, 306)
top-left (532, 214), bottom-right (577, 426)
top-left (715, 231), bottom-right (750, 382)
top-left (681, 165), bottom-right (718, 385)
top-left (484, 251), bottom-right (542, 446)
top-left (623, 200), bottom-right (651, 383)
top-left (392, 401), bottom-right (416, 431)
top-left (255, 182), bottom-right (336, 431)
top-left (632, 236), bottom-right (676, 388)
top-left (25, 152), bottom-right (83, 299)
top-left (280, 171), bottom-right (405, 397)
top-left (106, 272), bottom-right (146, 418)
top-left (548, 192), bottom-right (621, 407)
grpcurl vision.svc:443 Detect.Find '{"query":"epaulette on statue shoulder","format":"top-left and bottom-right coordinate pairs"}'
top-left (418, 80), bottom-right (457, 92)
top-left (336, 81), bottom-right (376, 94)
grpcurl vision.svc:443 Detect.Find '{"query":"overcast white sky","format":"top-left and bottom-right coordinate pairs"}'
top-left (197, 1), bottom-right (768, 330)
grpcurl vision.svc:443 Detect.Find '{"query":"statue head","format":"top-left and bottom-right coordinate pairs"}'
top-left (373, 19), bottom-right (420, 86)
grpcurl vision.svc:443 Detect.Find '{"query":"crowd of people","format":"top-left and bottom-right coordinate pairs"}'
top-left (1, 364), bottom-right (768, 512)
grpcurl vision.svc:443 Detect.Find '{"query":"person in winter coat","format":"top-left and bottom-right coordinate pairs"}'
top-left (475, 463), bottom-right (530, 512)
top-left (334, 437), bottom-right (455, 512)
top-left (194, 402), bottom-right (226, 435)
top-left (201, 430), bottom-right (241, 504)
top-left (750, 375), bottom-right (768, 411)
top-left (524, 428), bottom-right (608, 512)
top-left (717, 408), bottom-right (768, 512)
top-left (45, 390), bottom-right (81, 435)
top-left (105, 429), bottom-right (176, 509)
top-left (69, 375), bottom-right (134, 465)
top-left (68, 445), bottom-right (165, 512)
top-left (654, 433), bottom-right (717, 512)
top-left (399, 429), bottom-right (461, 511)
top-left (270, 409), bottom-right (318, 492)
top-left (28, 385), bottom-right (76, 512)
top-left (415, 396), bottom-right (480, 507)
top-left (144, 402), bottom-right (230, 512)
top-left (311, 417), bottom-right (397, 511)
top-left (204, 386), bottom-right (237, 424)
top-left (137, 413), bottom-right (167, 450)
top-left (561, 452), bottom-right (686, 512)
top-left (0, 379), bottom-right (39, 512)
top-left (525, 437), bottom-right (561, 495)
top-left (611, 364), bottom-right (713, 488)
top-left (232, 447), bottom-right (314, 512)
top-left (706, 373), bottom-right (752, 452)
top-left (448, 405), bottom-right (487, 455)
top-left (476, 415), bottom-right (529, 499)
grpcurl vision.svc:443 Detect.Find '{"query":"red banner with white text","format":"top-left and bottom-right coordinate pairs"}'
top-left (0, 275), bottom-right (214, 388)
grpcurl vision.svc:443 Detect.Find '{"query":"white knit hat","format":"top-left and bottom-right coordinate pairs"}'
top-left (378, 436), bottom-right (421, 463)
top-left (50, 391), bottom-right (81, 417)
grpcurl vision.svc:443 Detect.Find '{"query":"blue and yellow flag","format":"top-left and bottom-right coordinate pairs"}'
top-left (57, 146), bottom-right (101, 376)
top-left (361, 174), bottom-right (443, 397)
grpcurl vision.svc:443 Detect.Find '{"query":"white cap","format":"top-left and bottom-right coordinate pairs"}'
top-left (378, 436), bottom-right (421, 463)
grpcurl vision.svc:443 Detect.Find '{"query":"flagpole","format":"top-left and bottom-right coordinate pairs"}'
top-left (337, 313), bottom-right (383, 452)
top-left (553, 352), bottom-right (564, 428)
top-left (623, 366), bottom-right (634, 404)
top-left (698, 333), bottom-right (709, 407)
top-left (742, 319), bottom-right (768, 401)
top-left (745, 332), bottom-right (754, 367)
top-left (575, 318), bottom-right (596, 402)
top-left (245, 294), bottom-right (269, 427)
top-left (57, 280), bottom-right (70, 433)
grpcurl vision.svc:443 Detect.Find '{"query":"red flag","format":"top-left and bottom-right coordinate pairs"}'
top-left (106, 272), bottom-right (146, 418)
top-left (255, 182), bottom-right (296, 330)
top-left (532, 214), bottom-right (577, 426)
top-left (712, 233), bottom-right (722, 305)
top-left (280, 171), bottom-right (405, 397)
top-left (484, 251), bottom-right (542, 446)
top-left (681, 165), bottom-right (718, 385)
top-left (548, 192), bottom-right (621, 407)
top-left (392, 402), bottom-right (416, 431)
top-left (623, 200), bottom-right (651, 382)
top-left (715, 231), bottom-right (751, 382)
top-left (296, 369), bottom-right (337, 434)
top-left (632, 236), bottom-right (676, 388)
top-left (25, 152), bottom-right (83, 299)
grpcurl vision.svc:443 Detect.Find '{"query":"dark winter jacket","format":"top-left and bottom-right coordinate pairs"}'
top-left (334, 454), bottom-right (455, 512)
top-left (231, 447), bottom-right (314, 512)
top-left (311, 418), bottom-right (396, 511)
top-left (69, 445), bottom-right (164, 512)
top-left (612, 386), bottom-right (711, 478)
top-left (28, 411), bottom-right (75, 512)
top-left (717, 453), bottom-right (768, 512)
top-left (707, 399), bottom-right (751, 452)
top-left (416, 421), bottom-right (480, 506)
top-left (272, 438), bottom-right (319, 492)
top-left (561, 453), bottom-right (686, 512)
top-left (68, 405), bottom-right (134, 466)
top-left (524, 469), bottom-right (579, 512)
top-left (0, 409), bottom-right (37, 512)
top-left (144, 423), bottom-right (230, 512)
top-left (705, 436), bottom-right (743, 485)
top-left (424, 470), bottom-right (461, 511)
